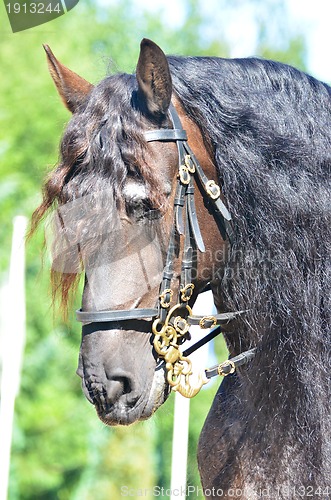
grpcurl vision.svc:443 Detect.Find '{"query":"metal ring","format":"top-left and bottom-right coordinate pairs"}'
top-left (205, 180), bottom-right (221, 200)
top-left (217, 360), bottom-right (236, 377)
top-left (166, 303), bottom-right (193, 322)
top-left (199, 315), bottom-right (217, 329)
top-left (159, 289), bottom-right (173, 308)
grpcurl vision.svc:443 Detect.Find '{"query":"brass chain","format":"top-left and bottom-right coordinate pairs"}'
top-left (152, 303), bottom-right (208, 398)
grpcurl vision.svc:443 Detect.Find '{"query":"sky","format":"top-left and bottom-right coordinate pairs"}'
top-left (133, 0), bottom-right (331, 84)
top-left (276, 0), bottom-right (331, 82)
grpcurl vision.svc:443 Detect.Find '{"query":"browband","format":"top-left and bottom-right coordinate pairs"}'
top-left (144, 129), bottom-right (187, 142)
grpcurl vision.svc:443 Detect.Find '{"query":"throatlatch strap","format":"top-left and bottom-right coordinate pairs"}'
top-left (205, 348), bottom-right (257, 378)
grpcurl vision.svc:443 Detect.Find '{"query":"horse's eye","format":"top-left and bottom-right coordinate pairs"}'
top-left (126, 197), bottom-right (160, 222)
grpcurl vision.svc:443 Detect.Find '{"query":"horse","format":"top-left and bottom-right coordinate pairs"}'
top-left (33, 38), bottom-right (331, 498)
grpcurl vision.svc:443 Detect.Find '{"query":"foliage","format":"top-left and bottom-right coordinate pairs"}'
top-left (0, 0), bottom-right (308, 498)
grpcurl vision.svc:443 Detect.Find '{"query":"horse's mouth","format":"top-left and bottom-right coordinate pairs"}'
top-left (95, 387), bottom-right (170, 426)
top-left (96, 400), bottom-right (149, 426)
top-left (85, 364), bottom-right (170, 426)
top-left (95, 398), bottom-right (156, 426)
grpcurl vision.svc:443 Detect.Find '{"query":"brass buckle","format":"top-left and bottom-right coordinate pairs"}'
top-left (205, 180), bottom-right (221, 200)
top-left (180, 283), bottom-right (195, 302)
top-left (184, 154), bottom-right (195, 174)
top-left (179, 164), bottom-right (190, 185)
top-left (159, 289), bottom-right (173, 308)
top-left (173, 316), bottom-right (190, 335)
top-left (199, 315), bottom-right (217, 329)
top-left (217, 360), bottom-right (236, 376)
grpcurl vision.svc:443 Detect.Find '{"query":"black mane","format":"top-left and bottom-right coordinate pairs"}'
top-left (169, 55), bottom-right (331, 482)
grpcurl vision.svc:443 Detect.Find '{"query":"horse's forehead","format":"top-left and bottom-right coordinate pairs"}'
top-left (94, 74), bottom-right (136, 108)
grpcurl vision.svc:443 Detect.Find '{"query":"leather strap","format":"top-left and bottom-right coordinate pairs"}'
top-left (205, 348), bottom-right (256, 378)
top-left (174, 181), bottom-right (186, 235)
top-left (187, 180), bottom-right (205, 252)
top-left (144, 129), bottom-right (187, 142)
top-left (76, 308), bottom-right (244, 327)
top-left (181, 211), bottom-right (195, 291)
top-left (76, 308), bottom-right (158, 324)
top-left (182, 326), bottom-right (222, 357)
top-left (187, 310), bottom-right (245, 327)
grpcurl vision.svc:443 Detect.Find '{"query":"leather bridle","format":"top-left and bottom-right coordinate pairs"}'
top-left (76, 103), bottom-right (256, 396)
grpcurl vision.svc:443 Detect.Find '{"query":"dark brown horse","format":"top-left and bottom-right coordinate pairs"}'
top-left (33, 39), bottom-right (331, 498)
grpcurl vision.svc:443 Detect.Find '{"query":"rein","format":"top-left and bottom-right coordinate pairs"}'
top-left (76, 103), bottom-right (256, 397)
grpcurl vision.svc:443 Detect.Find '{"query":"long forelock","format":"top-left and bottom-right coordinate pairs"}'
top-left (33, 72), bottom-right (165, 314)
top-left (59, 74), bottom-right (147, 202)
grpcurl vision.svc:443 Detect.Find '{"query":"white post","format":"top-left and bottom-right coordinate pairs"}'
top-left (170, 291), bottom-right (215, 500)
top-left (0, 216), bottom-right (27, 500)
top-left (170, 391), bottom-right (190, 500)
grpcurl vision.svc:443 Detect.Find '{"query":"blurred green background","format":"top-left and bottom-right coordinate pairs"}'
top-left (0, 0), bottom-right (311, 498)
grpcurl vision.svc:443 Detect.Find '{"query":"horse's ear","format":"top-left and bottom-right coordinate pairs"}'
top-left (43, 44), bottom-right (93, 113)
top-left (136, 38), bottom-right (172, 117)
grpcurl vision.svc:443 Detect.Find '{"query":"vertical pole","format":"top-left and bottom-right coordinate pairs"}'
top-left (0, 216), bottom-right (27, 500)
top-left (170, 392), bottom-right (190, 500)
top-left (170, 291), bottom-right (214, 500)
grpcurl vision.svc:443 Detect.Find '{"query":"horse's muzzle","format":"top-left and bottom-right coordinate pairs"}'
top-left (76, 369), bottom-right (142, 424)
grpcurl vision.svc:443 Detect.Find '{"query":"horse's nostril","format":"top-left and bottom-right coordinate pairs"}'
top-left (105, 374), bottom-right (137, 405)
top-left (82, 371), bottom-right (139, 410)
top-left (106, 378), bottom-right (125, 403)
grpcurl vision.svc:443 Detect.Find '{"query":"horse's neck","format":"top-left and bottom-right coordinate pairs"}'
top-left (198, 345), bottom-right (331, 498)
top-left (201, 280), bottom-right (330, 493)
top-left (207, 237), bottom-right (331, 485)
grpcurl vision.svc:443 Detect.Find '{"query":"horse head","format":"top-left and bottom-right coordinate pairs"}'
top-left (42, 39), bottom-right (230, 425)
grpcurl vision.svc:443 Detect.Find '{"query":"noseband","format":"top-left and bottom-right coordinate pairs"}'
top-left (76, 103), bottom-right (256, 397)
